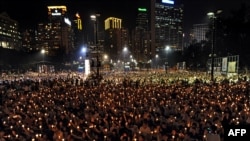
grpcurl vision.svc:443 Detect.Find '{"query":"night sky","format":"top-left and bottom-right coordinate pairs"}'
top-left (0, 0), bottom-right (250, 34)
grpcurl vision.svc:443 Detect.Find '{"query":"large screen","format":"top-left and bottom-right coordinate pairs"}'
top-left (162, 0), bottom-right (174, 5)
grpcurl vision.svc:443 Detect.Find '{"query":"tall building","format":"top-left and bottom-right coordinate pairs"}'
top-left (192, 23), bottom-right (209, 42)
top-left (104, 17), bottom-right (122, 30)
top-left (37, 5), bottom-right (74, 59)
top-left (151, 0), bottom-right (184, 54)
top-left (0, 12), bottom-right (21, 50)
top-left (48, 5), bottom-right (67, 22)
top-left (133, 7), bottom-right (150, 62)
top-left (21, 29), bottom-right (39, 52)
top-left (73, 12), bottom-right (84, 50)
top-left (104, 17), bottom-right (129, 61)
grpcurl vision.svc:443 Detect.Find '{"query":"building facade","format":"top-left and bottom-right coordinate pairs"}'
top-left (73, 12), bottom-right (84, 50)
top-left (0, 12), bottom-right (21, 50)
top-left (192, 23), bottom-right (209, 43)
top-left (36, 5), bottom-right (74, 59)
top-left (150, 0), bottom-right (184, 58)
top-left (104, 17), bottom-right (129, 62)
top-left (21, 29), bottom-right (39, 52)
top-left (133, 7), bottom-right (151, 63)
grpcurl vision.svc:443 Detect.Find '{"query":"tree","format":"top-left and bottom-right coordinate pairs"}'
top-left (223, 3), bottom-right (250, 68)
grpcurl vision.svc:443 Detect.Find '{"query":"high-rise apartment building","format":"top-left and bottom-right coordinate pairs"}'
top-left (74, 13), bottom-right (82, 31)
top-left (151, 0), bottom-right (184, 54)
top-left (37, 5), bottom-right (74, 58)
top-left (0, 12), bottom-right (21, 50)
top-left (73, 12), bottom-right (84, 50)
top-left (48, 5), bottom-right (67, 22)
top-left (133, 7), bottom-right (150, 62)
top-left (131, 0), bottom-right (183, 64)
top-left (104, 17), bottom-right (129, 61)
top-left (21, 29), bottom-right (39, 52)
top-left (192, 23), bottom-right (209, 42)
top-left (104, 17), bottom-right (122, 30)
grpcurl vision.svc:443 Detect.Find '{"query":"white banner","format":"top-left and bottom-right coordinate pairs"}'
top-left (85, 59), bottom-right (90, 76)
top-left (228, 61), bottom-right (236, 73)
top-left (222, 57), bottom-right (227, 72)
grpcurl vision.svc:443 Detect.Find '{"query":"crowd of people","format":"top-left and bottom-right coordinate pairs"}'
top-left (0, 71), bottom-right (250, 141)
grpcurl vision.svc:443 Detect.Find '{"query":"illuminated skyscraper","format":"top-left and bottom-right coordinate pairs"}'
top-left (37, 5), bottom-right (74, 58)
top-left (104, 17), bottom-right (122, 30)
top-left (151, 0), bottom-right (184, 54)
top-left (104, 17), bottom-right (129, 61)
top-left (131, 0), bottom-right (183, 65)
top-left (74, 13), bottom-right (82, 30)
top-left (21, 29), bottom-right (38, 52)
top-left (133, 7), bottom-right (150, 62)
top-left (192, 23), bottom-right (209, 42)
top-left (73, 12), bottom-right (84, 50)
top-left (0, 12), bottom-right (21, 50)
top-left (47, 5), bottom-right (67, 22)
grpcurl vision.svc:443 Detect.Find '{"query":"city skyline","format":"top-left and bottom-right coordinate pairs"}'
top-left (1, 0), bottom-right (250, 34)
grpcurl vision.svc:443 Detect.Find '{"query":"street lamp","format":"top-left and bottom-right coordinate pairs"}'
top-left (103, 54), bottom-right (109, 72)
top-left (81, 47), bottom-right (87, 56)
top-left (155, 54), bottom-right (159, 69)
top-left (165, 46), bottom-right (170, 73)
top-left (123, 47), bottom-right (128, 71)
top-left (90, 14), bottom-right (100, 78)
top-left (207, 10), bottom-right (222, 82)
top-left (41, 49), bottom-right (45, 63)
top-left (78, 47), bottom-right (87, 73)
top-left (103, 54), bottom-right (108, 60)
top-left (40, 49), bottom-right (46, 73)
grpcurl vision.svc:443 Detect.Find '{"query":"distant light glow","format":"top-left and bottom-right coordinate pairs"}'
top-left (207, 12), bottom-right (215, 17)
top-left (138, 8), bottom-right (147, 12)
top-left (48, 5), bottom-right (67, 16)
top-left (90, 15), bottom-right (96, 20)
top-left (52, 12), bottom-right (61, 16)
top-left (48, 6), bottom-right (67, 10)
top-left (41, 49), bottom-right (45, 54)
top-left (90, 14), bottom-right (100, 21)
top-left (76, 13), bottom-right (80, 18)
top-left (64, 18), bottom-right (71, 26)
top-left (81, 47), bottom-right (87, 53)
top-left (162, 0), bottom-right (174, 4)
top-left (123, 47), bottom-right (128, 52)
top-left (77, 19), bottom-right (82, 30)
top-left (165, 46), bottom-right (170, 51)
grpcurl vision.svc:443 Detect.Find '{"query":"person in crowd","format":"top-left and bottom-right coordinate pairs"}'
top-left (0, 70), bottom-right (249, 141)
